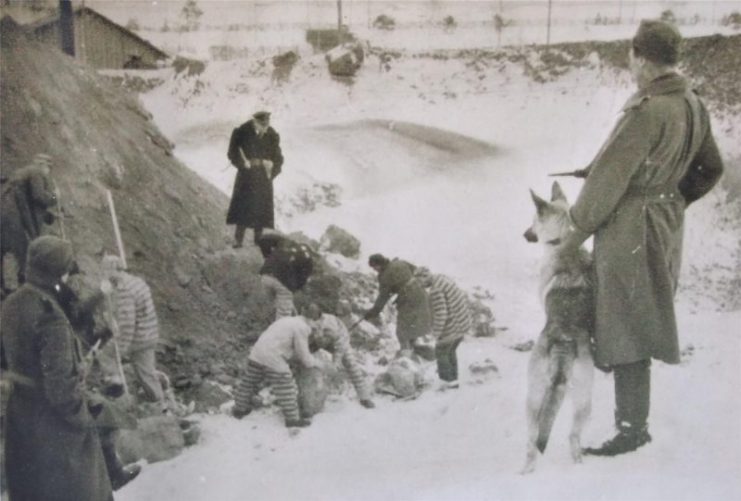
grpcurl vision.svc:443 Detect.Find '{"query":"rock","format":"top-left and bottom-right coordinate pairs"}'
top-left (373, 356), bottom-right (425, 398)
top-left (511, 340), bottom-right (534, 352)
top-left (117, 415), bottom-right (185, 464)
top-left (348, 317), bottom-right (383, 351)
top-left (174, 266), bottom-right (192, 287)
top-left (326, 42), bottom-right (364, 77)
top-left (192, 381), bottom-right (232, 412)
top-left (469, 358), bottom-right (499, 376)
top-left (173, 375), bottom-right (192, 389)
top-left (294, 352), bottom-right (336, 417)
top-left (319, 224), bottom-right (361, 259)
top-left (272, 51), bottom-right (299, 83)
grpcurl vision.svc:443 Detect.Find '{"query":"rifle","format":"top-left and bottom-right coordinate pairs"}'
top-left (548, 168), bottom-right (589, 178)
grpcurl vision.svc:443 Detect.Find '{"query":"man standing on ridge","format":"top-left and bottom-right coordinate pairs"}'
top-left (563, 19), bottom-right (724, 457)
top-left (226, 110), bottom-right (284, 248)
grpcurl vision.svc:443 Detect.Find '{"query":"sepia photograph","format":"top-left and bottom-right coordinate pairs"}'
top-left (1, 0), bottom-right (740, 500)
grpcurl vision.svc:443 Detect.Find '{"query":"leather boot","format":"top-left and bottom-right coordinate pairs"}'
top-left (583, 423), bottom-right (651, 456)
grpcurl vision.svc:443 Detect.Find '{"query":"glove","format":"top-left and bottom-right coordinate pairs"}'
top-left (360, 399), bottom-right (375, 409)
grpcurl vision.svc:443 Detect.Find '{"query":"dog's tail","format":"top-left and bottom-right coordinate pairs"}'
top-left (535, 339), bottom-right (576, 453)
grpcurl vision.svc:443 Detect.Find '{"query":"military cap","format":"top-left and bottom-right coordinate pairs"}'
top-left (368, 253), bottom-right (389, 268)
top-left (632, 19), bottom-right (682, 65)
top-left (252, 110), bottom-right (271, 123)
top-left (27, 236), bottom-right (74, 279)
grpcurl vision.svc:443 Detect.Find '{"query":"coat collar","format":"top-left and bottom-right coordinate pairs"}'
top-left (26, 269), bottom-right (62, 294)
top-left (622, 72), bottom-right (687, 111)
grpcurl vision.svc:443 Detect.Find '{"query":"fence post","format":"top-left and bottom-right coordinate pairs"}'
top-left (546, 0), bottom-right (553, 48)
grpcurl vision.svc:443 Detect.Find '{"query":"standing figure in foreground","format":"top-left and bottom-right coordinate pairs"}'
top-left (364, 253), bottom-right (432, 354)
top-left (414, 267), bottom-right (471, 390)
top-left (99, 255), bottom-right (166, 408)
top-left (564, 20), bottom-right (724, 456)
top-left (2, 236), bottom-right (113, 501)
top-left (226, 110), bottom-right (284, 248)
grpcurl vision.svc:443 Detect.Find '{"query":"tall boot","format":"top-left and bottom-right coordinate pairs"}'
top-left (584, 359), bottom-right (652, 456)
top-left (233, 225), bottom-right (246, 249)
top-left (100, 429), bottom-right (141, 491)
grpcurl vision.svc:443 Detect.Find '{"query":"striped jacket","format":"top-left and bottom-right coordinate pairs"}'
top-left (319, 314), bottom-right (371, 401)
top-left (428, 274), bottom-right (471, 344)
top-left (111, 272), bottom-right (159, 354)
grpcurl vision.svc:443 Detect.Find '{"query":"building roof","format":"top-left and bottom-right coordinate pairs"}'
top-left (28, 6), bottom-right (168, 60)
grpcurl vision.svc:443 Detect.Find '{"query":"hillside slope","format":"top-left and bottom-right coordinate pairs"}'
top-left (0, 19), bottom-right (263, 387)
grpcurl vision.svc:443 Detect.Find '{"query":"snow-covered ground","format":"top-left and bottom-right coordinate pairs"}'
top-left (116, 4), bottom-right (741, 500)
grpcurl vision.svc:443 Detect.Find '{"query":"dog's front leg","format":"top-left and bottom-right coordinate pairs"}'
top-left (521, 360), bottom-right (547, 474)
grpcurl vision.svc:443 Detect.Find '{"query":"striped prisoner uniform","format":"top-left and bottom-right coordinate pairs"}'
top-left (319, 314), bottom-right (371, 401)
top-left (428, 274), bottom-right (471, 344)
top-left (428, 274), bottom-right (471, 382)
top-left (100, 272), bottom-right (164, 401)
top-left (234, 316), bottom-right (318, 423)
top-left (260, 275), bottom-right (297, 319)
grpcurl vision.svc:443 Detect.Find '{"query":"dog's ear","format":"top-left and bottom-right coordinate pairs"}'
top-left (550, 181), bottom-right (567, 203)
top-left (530, 189), bottom-right (551, 216)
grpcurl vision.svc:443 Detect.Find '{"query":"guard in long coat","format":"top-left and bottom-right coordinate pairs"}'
top-left (1, 236), bottom-right (113, 501)
top-left (364, 254), bottom-right (432, 351)
top-left (226, 111), bottom-right (284, 247)
top-left (566, 20), bottom-right (724, 456)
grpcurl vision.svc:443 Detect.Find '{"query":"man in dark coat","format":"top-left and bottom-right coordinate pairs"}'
top-left (1, 236), bottom-right (113, 501)
top-left (226, 111), bottom-right (284, 248)
top-left (364, 253), bottom-right (432, 352)
top-left (1, 153), bottom-right (57, 290)
top-left (564, 20), bottom-right (724, 456)
top-left (258, 232), bottom-right (314, 319)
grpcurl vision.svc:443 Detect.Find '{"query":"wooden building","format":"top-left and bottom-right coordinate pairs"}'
top-left (29, 6), bottom-right (167, 69)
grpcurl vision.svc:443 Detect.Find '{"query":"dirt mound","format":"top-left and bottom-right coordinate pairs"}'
top-left (0, 21), bottom-right (261, 392)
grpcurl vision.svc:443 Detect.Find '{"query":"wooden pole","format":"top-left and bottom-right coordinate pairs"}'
top-left (546, 0), bottom-right (553, 48)
top-left (337, 0), bottom-right (343, 38)
top-left (105, 189), bottom-right (127, 269)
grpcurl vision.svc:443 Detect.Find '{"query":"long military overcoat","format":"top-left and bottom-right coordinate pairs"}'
top-left (570, 73), bottom-right (723, 367)
top-left (226, 119), bottom-right (284, 229)
top-left (367, 259), bottom-right (432, 347)
top-left (2, 279), bottom-right (113, 501)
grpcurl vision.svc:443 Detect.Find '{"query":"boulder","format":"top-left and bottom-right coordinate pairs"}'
top-left (117, 415), bottom-right (185, 464)
top-left (326, 42), bottom-right (364, 77)
top-left (319, 224), bottom-right (361, 259)
top-left (192, 381), bottom-right (233, 413)
top-left (294, 352), bottom-right (336, 417)
top-left (373, 356), bottom-right (425, 398)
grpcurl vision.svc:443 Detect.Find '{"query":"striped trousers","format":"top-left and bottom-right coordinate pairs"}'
top-left (261, 275), bottom-right (297, 320)
top-left (341, 352), bottom-right (371, 401)
top-left (234, 360), bottom-right (300, 422)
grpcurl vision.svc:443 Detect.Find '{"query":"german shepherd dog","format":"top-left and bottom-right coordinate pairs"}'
top-left (520, 181), bottom-right (594, 474)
